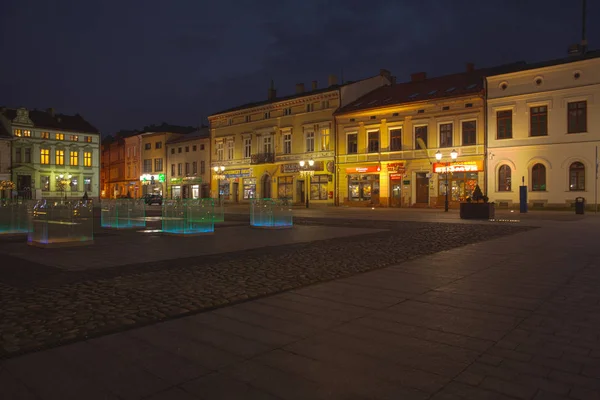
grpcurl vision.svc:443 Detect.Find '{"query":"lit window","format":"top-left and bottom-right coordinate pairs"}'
top-left (41, 132), bottom-right (49, 139)
top-left (14, 129), bottom-right (22, 137)
top-left (56, 133), bottom-right (64, 140)
top-left (70, 151), bottom-right (78, 166)
top-left (55, 150), bottom-right (65, 165)
top-left (23, 130), bottom-right (31, 137)
top-left (86, 136), bottom-right (93, 143)
top-left (70, 135), bottom-right (79, 141)
top-left (40, 149), bottom-right (50, 164)
top-left (84, 152), bottom-right (92, 167)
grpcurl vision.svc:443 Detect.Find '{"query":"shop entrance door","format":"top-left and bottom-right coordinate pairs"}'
top-left (261, 175), bottom-right (272, 199)
top-left (297, 180), bottom-right (305, 203)
top-left (232, 182), bottom-right (239, 202)
top-left (390, 182), bottom-right (402, 207)
top-left (416, 173), bottom-right (429, 204)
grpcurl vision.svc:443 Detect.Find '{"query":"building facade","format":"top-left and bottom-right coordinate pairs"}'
top-left (165, 128), bottom-right (210, 199)
top-left (0, 107), bottom-right (100, 200)
top-left (139, 132), bottom-right (178, 196)
top-left (123, 133), bottom-right (142, 198)
top-left (486, 51), bottom-right (600, 209)
top-left (208, 72), bottom-right (391, 205)
top-left (335, 65), bottom-right (499, 207)
top-left (0, 120), bottom-right (11, 183)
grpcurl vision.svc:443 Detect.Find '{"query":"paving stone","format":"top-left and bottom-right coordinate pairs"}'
top-left (143, 387), bottom-right (200, 400)
top-left (182, 372), bottom-right (280, 400)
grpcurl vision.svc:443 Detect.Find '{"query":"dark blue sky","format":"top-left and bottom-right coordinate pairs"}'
top-left (1, 0), bottom-right (598, 135)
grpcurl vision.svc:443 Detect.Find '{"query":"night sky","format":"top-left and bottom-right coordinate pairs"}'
top-left (1, 0), bottom-right (598, 136)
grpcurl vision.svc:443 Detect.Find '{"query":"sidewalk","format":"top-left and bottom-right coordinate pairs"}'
top-left (2, 218), bottom-right (600, 399)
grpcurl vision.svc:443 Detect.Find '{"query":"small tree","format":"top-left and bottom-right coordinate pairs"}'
top-left (472, 185), bottom-right (484, 202)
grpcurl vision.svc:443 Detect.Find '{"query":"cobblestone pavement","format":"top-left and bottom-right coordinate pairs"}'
top-left (0, 218), bottom-right (531, 359)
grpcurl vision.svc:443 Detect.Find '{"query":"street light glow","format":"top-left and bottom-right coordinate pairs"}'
top-left (299, 160), bottom-right (305, 167)
top-left (213, 166), bottom-right (219, 172)
top-left (308, 159), bottom-right (314, 166)
top-left (450, 149), bottom-right (458, 160)
top-left (435, 150), bottom-right (442, 161)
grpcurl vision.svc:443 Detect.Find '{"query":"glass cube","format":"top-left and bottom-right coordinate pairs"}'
top-left (162, 199), bottom-right (214, 235)
top-left (0, 199), bottom-right (28, 234)
top-left (250, 198), bottom-right (293, 229)
top-left (101, 199), bottom-right (146, 229)
top-left (212, 197), bottom-right (224, 223)
top-left (28, 199), bottom-right (94, 247)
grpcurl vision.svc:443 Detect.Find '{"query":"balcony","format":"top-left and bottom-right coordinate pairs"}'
top-left (251, 152), bottom-right (275, 165)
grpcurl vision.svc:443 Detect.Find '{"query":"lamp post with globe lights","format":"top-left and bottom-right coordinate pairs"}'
top-left (298, 159), bottom-right (315, 209)
top-left (435, 149), bottom-right (458, 212)
top-left (57, 174), bottom-right (72, 200)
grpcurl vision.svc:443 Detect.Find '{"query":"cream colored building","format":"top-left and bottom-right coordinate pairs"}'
top-left (0, 122), bottom-right (11, 182)
top-left (0, 107), bottom-right (101, 200)
top-left (208, 72), bottom-right (391, 205)
top-left (139, 132), bottom-right (178, 196)
top-left (166, 128), bottom-right (210, 199)
top-left (486, 51), bottom-right (600, 209)
top-left (334, 64), bottom-right (516, 208)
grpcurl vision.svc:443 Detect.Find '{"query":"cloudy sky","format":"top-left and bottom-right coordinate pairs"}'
top-left (1, 0), bottom-right (598, 135)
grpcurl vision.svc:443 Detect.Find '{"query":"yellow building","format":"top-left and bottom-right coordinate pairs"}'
top-left (139, 132), bottom-right (180, 196)
top-left (208, 72), bottom-right (390, 205)
top-left (334, 64), bottom-right (505, 207)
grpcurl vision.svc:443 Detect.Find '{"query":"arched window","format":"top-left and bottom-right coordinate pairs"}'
top-left (498, 165), bottom-right (511, 192)
top-left (531, 163), bottom-right (546, 191)
top-left (569, 162), bottom-right (585, 191)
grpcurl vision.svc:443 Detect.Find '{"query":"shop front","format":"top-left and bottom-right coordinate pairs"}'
top-left (140, 173), bottom-right (165, 197)
top-left (169, 177), bottom-right (204, 199)
top-left (432, 160), bottom-right (484, 207)
top-left (279, 161), bottom-right (334, 205)
top-left (387, 163), bottom-right (405, 207)
top-left (221, 168), bottom-right (252, 203)
top-left (344, 165), bottom-right (381, 206)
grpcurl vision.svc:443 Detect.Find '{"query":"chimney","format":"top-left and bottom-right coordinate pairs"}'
top-left (267, 80), bottom-right (276, 100)
top-left (46, 107), bottom-right (55, 117)
top-left (379, 69), bottom-right (391, 80)
top-left (328, 74), bottom-right (338, 86)
top-left (466, 62), bottom-right (475, 72)
top-left (295, 83), bottom-right (305, 94)
top-left (311, 80), bottom-right (318, 90)
top-left (410, 72), bottom-right (427, 82)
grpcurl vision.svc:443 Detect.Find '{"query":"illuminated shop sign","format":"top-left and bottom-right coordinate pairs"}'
top-left (281, 162), bottom-right (324, 174)
top-left (223, 168), bottom-right (251, 178)
top-left (433, 161), bottom-right (483, 173)
top-left (345, 166), bottom-right (380, 174)
top-left (387, 162), bottom-right (405, 174)
top-left (139, 174), bottom-right (165, 182)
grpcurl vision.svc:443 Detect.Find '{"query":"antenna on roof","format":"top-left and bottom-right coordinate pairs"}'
top-left (581, 0), bottom-right (588, 53)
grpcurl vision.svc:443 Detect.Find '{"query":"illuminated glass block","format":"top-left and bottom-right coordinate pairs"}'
top-left (101, 199), bottom-right (146, 228)
top-left (250, 198), bottom-right (293, 229)
top-left (0, 199), bottom-right (28, 234)
top-left (212, 197), bottom-right (224, 223)
top-left (28, 200), bottom-right (94, 247)
top-left (162, 199), bottom-right (214, 235)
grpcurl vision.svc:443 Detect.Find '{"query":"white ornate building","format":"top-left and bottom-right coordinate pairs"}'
top-left (0, 107), bottom-right (101, 200)
top-left (486, 50), bottom-right (600, 209)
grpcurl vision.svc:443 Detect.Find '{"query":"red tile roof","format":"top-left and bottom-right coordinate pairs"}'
top-left (335, 62), bottom-right (526, 115)
top-left (1, 108), bottom-right (99, 134)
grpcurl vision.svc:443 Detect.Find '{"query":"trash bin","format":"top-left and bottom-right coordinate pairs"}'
top-left (575, 197), bottom-right (585, 214)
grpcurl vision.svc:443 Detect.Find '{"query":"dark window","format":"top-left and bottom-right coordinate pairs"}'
top-left (143, 159), bottom-right (152, 173)
top-left (200, 161), bottom-right (205, 173)
top-left (154, 158), bottom-right (163, 172)
top-left (368, 131), bottom-right (379, 153)
top-left (144, 143), bottom-right (151, 150)
top-left (200, 144), bottom-right (205, 150)
top-left (155, 142), bottom-right (162, 149)
top-left (498, 165), bottom-right (511, 191)
top-left (531, 163), bottom-right (546, 191)
top-left (497, 110), bottom-right (513, 139)
top-left (192, 161), bottom-right (197, 174)
top-left (569, 162), bottom-right (585, 191)
top-left (415, 126), bottom-right (428, 149)
top-left (347, 133), bottom-right (358, 154)
top-left (185, 146), bottom-right (189, 152)
top-left (185, 162), bottom-right (190, 175)
top-left (170, 148), bottom-right (175, 154)
top-left (171, 164), bottom-right (175, 176)
top-left (178, 147), bottom-right (182, 153)
top-left (568, 101), bottom-right (587, 133)
top-left (389, 128), bottom-right (402, 151)
top-left (439, 123), bottom-right (452, 148)
top-left (462, 121), bottom-right (476, 145)
top-left (530, 106), bottom-right (548, 136)
top-left (193, 145), bottom-right (197, 151)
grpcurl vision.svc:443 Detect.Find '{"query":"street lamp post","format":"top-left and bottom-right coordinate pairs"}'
top-left (299, 159), bottom-right (315, 209)
top-left (213, 165), bottom-right (225, 202)
top-left (58, 174), bottom-right (72, 201)
top-left (435, 149), bottom-right (458, 212)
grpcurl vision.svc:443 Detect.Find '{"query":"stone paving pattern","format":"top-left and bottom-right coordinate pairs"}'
top-left (0, 218), bottom-right (530, 360)
top-left (1, 215), bottom-right (599, 399)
